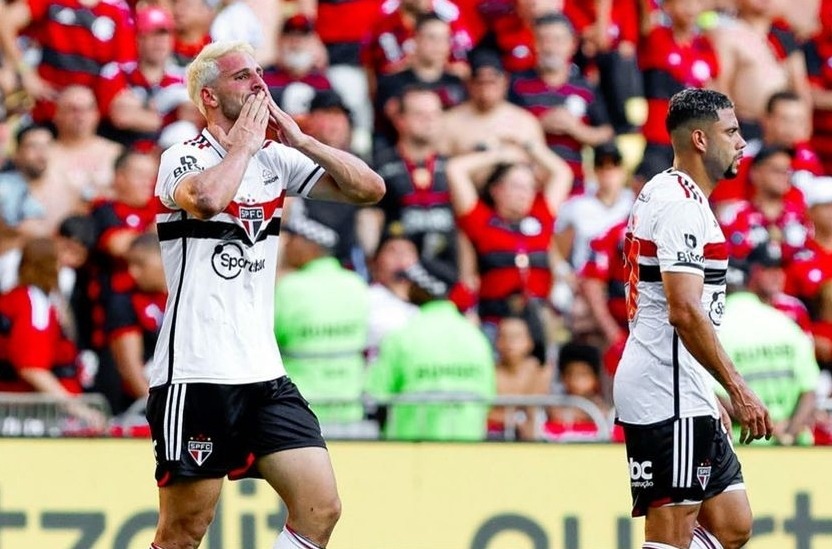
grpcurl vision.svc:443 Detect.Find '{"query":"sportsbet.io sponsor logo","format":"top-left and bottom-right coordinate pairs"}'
top-left (211, 242), bottom-right (266, 279)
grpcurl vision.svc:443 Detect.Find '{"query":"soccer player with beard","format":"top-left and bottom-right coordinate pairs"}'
top-left (145, 41), bottom-right (384, 549)
top-left (614, 88), bottom-right (772, 549)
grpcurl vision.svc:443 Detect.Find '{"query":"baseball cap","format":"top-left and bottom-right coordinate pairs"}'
top-left (282, 202), bottom-right (339, 250)
top-left (746, 242), bottom-right (783, 269)
top-left (136, 6), bottom-right (174, 33)
top-left (750, 145), bottom-right (792, 168)
top-left (593, 141), bottom-right (623, 167)
top-left (282, 14), bottom-right (315, 34)
top-left (309, 89), bottom-right (351, 117)
top-left (804, 176), bottom-right (832, 207)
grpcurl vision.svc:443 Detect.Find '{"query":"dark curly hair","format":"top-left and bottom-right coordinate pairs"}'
top-left (666, 88), bottom-right (734, 134)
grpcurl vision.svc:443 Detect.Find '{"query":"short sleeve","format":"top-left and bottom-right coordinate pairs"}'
top-left (554, 197), bottom-right (578, 232)
top-left (104, 291), bottom-right (140, 337)
top-left (653, 199), bottom-right (710, 276)
top-left (266, 143), bottom-right (325, 198)
top-left (155, 143), bottom-right (215, 209)
top-left (7, 290), bottom-right (54, 370)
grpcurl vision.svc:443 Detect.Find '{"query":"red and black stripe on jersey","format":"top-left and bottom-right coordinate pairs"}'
top-left (629, 234), bottom-right (728, 284)
top-left (26, 0), bottom-right (137, 120)
top-left (510, 69), bottom-right (610, 189)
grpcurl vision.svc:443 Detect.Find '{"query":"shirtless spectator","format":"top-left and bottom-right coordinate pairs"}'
top-left (443, 51), bottom-right (545, 156)
top-left (375, 13), bottom-right (467, 148)
top-left (711, 91), bottom-right (823, 209)
top-left (46, 86), bottom-right (123, 224)
top-left (803, 17), bottom-right (832, 174)
top-left (487, 315), bottom-right (553, 440)
top-left (263, 15), bottom-right (333, 116)
top-left (510, 13), bottom-right (614, 193)
top-left (0, 0), bottom-right (136, 123)
top-left (709, 0), bottom-right (811, 141)
top-left (170, 0), bottom-right (217, 68)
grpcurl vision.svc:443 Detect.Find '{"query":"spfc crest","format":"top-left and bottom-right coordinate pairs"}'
top-left (240, 206), bottom-right (265, 241)
top-left (696, 465), bottom-right (712, 490)
top-left (188, 439), bottom-right (213, 466)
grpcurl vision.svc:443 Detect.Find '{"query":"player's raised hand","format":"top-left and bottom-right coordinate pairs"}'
top-left (266, 97), bottom-right (311, 149)
top-left (731, 385), bottom-right (774, 444)
top-left (211, 90), bottom-right (270, 157)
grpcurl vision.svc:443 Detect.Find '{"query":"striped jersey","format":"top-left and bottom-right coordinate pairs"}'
top-left (149, 129), bottom-right (324, 387)
top-left (613, 169), bottom-right (728, 425)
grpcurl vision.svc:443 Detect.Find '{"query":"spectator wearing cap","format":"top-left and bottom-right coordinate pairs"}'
top-left (366, 261), bottom-right (495, 441)
top-left (510, 13), bottom-right (614, 194)
top-left (554, 140), bottom-right (633, 273)
top-left (365, 231), bottom-right (420, 362)
top-left (170, 0), bottom-right (217, 68)
top-left (785, 177), bottom-right (832, 316)
top-left (711, 91), bottom-right (823, 210)
top-left (443, 51), bottom-right (546, 156)
top-left (635, 0), bottom-right (719, 183)
top-left (364, 86), bottom-right (463, 286)
top-left (274, 201), bottom-right (370, 424)
top-left (361, 0), bottom-right (473, 79)
top-left (717, 251), bottom-right (820, 446)
top-left (719, 146), bottom-right (810, 264)
top-left (262, 15), bottom-right (334, 117)
top-left (0, 0), bottom-right (137, 123)
top-left (98, 6), bottom-right (191, 149)
top-left (374, 13), bottom-right (467, 149)
top-left (299, 89), bottom-right (364, 273)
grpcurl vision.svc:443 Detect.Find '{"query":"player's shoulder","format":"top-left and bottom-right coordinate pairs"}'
top-left (641, 169), bottom-right (707, 206)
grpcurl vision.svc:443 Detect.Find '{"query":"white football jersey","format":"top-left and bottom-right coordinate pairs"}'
top-left (613, 169), bottom-right (728, 425)
top-left (149, 129), bottom-right (324, 387)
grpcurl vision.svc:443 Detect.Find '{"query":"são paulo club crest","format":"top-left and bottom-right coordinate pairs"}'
top-left (240, 205), bottom-right (265, 241)
top-left (188, 436), bottom-right (213, 466)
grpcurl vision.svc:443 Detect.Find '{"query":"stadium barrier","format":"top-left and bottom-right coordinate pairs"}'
top-left (0, 440), bottom-right (830, 549)
top-left (0, 392), bottom-right (615, 441)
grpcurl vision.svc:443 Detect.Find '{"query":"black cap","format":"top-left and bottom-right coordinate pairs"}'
top-left (746, 242), bottom-right (783, 268)
top-left (593, 141), bottom-right (623, 167)
top-left (469, 50), bottom-right (505, 78)
top-left (283, 202), bottom-right (339, 250)
top-left (309, 89), bottom-right (352, 117)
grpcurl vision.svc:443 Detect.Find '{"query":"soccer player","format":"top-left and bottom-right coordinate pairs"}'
top-left (613, 88), bottom-right (773, 549)
top-left (146, 41), bottom-right (384, 549)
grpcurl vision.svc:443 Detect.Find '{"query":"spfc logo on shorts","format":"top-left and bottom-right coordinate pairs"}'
top-left (697, 465), bottom-right (712, 490)
top-left (188, 439), bottom-right (213, 466)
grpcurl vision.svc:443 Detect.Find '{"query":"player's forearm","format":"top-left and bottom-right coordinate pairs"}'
top-left (296, 137), bottom-right (384, 204)
top-left (180, 147), bottom-right (251, 219)
top-left (669, 302), bottom-right (745, 397)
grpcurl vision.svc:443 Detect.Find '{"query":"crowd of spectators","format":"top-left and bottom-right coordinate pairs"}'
top-left (0, 0), bottom-right (831, 443)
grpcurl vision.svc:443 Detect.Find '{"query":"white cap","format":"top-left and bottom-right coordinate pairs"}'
top-left (805, 176), bottom-right (832, 207)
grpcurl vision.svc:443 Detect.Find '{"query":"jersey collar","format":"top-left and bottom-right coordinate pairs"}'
top-left (202, 128), bottom-right (227, 158)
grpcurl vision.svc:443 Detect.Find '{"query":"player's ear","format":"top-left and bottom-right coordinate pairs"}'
top-left (201, 88), bottom-right (218, 110)
top-left (691, 128), bottom-right (707, 154)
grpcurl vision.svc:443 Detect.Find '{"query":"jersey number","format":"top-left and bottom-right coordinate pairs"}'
top-left (623, 232), bottom-right (640, 322)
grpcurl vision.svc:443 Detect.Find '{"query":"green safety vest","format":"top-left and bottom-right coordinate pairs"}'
top-left (717, 292), bottom-right (820, 445)
top-left (274, 257), bottom-right (369, 423)
top-left (366, 300), bottom-right (496, 441)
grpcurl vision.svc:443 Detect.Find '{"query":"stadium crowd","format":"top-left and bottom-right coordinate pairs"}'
top-left (0, 0), bottom-right (831, 443)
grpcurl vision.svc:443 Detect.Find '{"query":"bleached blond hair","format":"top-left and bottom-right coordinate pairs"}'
top-left (186, 41), bottom-right (256, 116)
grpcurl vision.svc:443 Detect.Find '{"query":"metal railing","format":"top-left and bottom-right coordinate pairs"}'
top-left (0, 392), bottom-right (111, 437)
